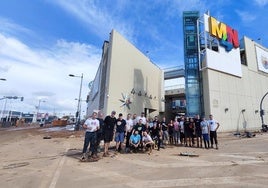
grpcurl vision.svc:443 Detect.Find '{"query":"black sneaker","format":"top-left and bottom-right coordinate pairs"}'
top-left (80, 155), bottom-right (86, 162)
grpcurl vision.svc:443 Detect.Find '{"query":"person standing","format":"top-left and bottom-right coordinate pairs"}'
top-left (137, 112), bottom-right (147, 125)
top-left (95, 112), bottom-right (104, 154)
top-left (132, 114), bottom-right (138, 127)
top-left (173, 117), bottom-right (180, 145)
top-left (132, 118), bottom-right (146, 145)
top-left (103, 111), bottom-right (117, 157)
top-left (125, 113), bottom-right (134, 153)
top-left (168, 120), bottom-right (174, 145)
top-left (150, 122), bottom-right (162, 151)
top-left (201, 116), bottom-right (210, 149)
top-left (133, 118), bottom-right (146, 135)
top-left (194, 115), bottom-right (202, 148)
top-left (161, 117), bottom-right (169, 145)
top-left (81, 112), bottom-right (100, 161)
top-left (208, 114), bottom-right (220, 149)
top-left (114, 113), bottom-right (126, 153)
top-left (179, 116), bottom-right (185, 145)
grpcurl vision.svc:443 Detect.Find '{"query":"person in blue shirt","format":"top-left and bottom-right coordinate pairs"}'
top-left (129, 130), bottom-right (141, 153)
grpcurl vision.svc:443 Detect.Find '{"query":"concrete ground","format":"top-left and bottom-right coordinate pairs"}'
top-left (0, 125), bottom-right (268, 188)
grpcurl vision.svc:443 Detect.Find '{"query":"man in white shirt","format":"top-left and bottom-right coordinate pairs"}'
top-left (207, 114), bottom-right (220, 149)
top-left (142, 131), bottom-right (154, 155)
top-left (137, 112), bottom-right (147, 125)
top-left (125, 113), bottom-right (134, 152)
top-left (81, 112), bottom-right (100, 161)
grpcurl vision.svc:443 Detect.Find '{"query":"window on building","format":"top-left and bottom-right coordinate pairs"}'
top-left (240, 49), bottom-right (247, 66)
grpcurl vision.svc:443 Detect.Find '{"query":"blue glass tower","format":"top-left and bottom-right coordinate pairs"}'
top-left (183, 11), bottom-right (202, 116)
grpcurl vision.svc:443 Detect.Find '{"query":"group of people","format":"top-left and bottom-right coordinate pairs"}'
top-left (176, 114), bottom-right (220, 149)
top-left (80, 111), bottom-right (220, 161)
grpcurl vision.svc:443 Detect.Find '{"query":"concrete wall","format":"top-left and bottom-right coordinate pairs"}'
top-left (88, 30), bottom-right (164, 118)
top-left (203, 36), bottom-right (268, 132)
top-left (105, 30), bottom-right (164, 117)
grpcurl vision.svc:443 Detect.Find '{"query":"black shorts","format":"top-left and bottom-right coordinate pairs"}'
top-left (145, 143), bottom-right (153, 148)
top-left (104, 130), bottom-right (114, 143)
top-left (195, 130), bottom-right (202, 137)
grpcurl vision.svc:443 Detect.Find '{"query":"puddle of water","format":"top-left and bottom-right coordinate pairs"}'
top-left (40, 124), bottom-right (75, 132)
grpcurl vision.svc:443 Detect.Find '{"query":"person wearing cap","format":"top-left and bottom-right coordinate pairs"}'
top-left (114, 113), bottom-right (126, 153)
top-left (103, 111), bottom-right (117, 157)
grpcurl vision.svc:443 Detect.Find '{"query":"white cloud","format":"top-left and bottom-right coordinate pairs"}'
top-left (254, 0), bottom-right (268, 6)
top-left (51, 0), bottom-right (135, 42)
top-left (235, 10), bottom-right (257, 24)
top-left (0, 33), bottom-right (101, 116)
top-left (0, 17), bottom-right (33, 37)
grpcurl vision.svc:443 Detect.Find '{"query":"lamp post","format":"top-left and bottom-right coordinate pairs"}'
top-left (69, 73), bottom-right (83, 131)
top-left (0, 96), bottom-right (23, 125)
top-left (36, 99), bottom-right (46, 123)
top-left (260, 91), bottom-right (268, 131)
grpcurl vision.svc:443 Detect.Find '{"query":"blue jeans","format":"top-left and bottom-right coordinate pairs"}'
top-left (173, 130), bottom-right (180, 143)
top-left (82, 131), bottom-right (97, 154)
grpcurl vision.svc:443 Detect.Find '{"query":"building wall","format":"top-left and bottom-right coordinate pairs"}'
top-left (86, 41), bottom-right (110, 116)
top-left (88, 30), bottom-right (164, 118)
top-left (203, 36), bottom-right (268, 132)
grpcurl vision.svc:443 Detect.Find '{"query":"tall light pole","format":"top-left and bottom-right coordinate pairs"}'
top-left (69, 73), bottom-right (83, 131)
top-left (260, 91), bottom-right (268, 131)
top-left (0, 96), bottom-right (24, 125)
top-left (36, 99), bottom-right (46, 122)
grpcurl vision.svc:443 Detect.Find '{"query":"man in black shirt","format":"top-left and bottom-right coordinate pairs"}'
top-left (194, 114), bottom-right (202, 148)
top-left (161, 117), bottom-right (169, 145)
top-left (150, 122), bottom-right (162, 150)
top-left (115, 113), bottom-right (126, 153)
top-left (103, 111), bottom-right (117, 157)
top-left (132, 118), bottom-right (146, 147)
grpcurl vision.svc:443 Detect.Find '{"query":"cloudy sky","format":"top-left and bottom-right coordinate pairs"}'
top-left (0, 0), bottom-right (267, 117)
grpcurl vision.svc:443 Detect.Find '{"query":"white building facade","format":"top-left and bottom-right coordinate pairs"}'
top-left (200, 14), bottom-right (268, 131)
top-left (87, 30), bottom-right (164, 118)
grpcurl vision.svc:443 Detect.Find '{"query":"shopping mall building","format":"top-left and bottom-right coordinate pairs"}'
top-left (86, 11), bottom-right (268, 132)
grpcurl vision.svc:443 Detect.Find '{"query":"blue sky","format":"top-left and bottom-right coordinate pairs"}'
top-left (0, 0), bottom-right (267, 117)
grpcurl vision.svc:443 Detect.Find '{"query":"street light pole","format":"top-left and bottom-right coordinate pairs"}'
top-left (69, 73), bottom-right (83, 131)
top-left (36, 99), bottom-right (46, 123)
top-left (260, 91), bottom-right (268, 131)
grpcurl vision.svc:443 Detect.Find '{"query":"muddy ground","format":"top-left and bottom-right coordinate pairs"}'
top-left (0, 125), bottom-right (268, 188)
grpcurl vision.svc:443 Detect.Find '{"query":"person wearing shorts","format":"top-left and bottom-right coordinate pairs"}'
top-left (114, 113), bottom-right (126, 153)
top-left (103, 111), bottom-right (117, 157)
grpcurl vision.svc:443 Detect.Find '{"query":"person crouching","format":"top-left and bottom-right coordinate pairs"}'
top-left (129, 130), bottom-right (141, 153)
top-left (142, 131), bottom-right (154, 155)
